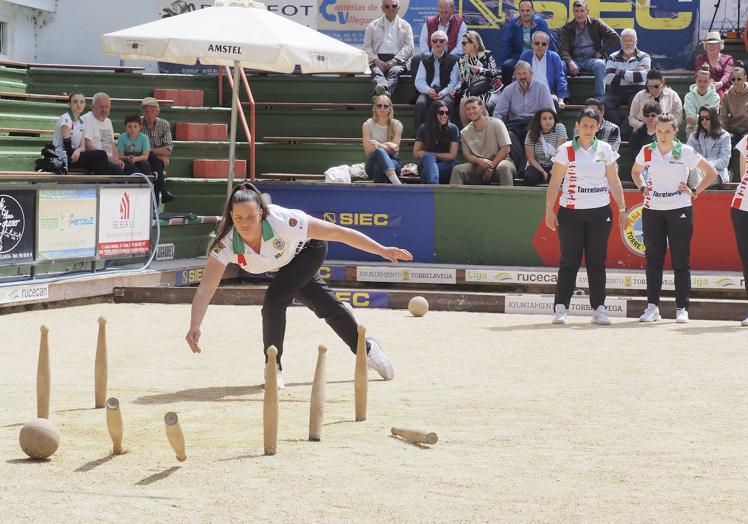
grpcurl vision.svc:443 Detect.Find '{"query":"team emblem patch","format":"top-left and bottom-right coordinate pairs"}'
top-left (273, 238), bottom-right (285, 250)
top-left (288, 218), bottom-right (298, 227)
top-left (621, 203), bottom-right (645, 256)
top-left (211, 244), bottom-right (224, 254)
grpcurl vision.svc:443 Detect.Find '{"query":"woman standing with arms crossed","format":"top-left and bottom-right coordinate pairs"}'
top-left (545, 108), bottom-right (627, 325)
top-left (631, 114), bottom-right (718, 323)
top-left (731, 134), bottom-right (748, 326)
top-left (185, 183), bottom-right (412, 388)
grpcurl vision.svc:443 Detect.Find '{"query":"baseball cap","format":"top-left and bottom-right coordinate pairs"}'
top-left (141, 97), bottom-right (159, 108)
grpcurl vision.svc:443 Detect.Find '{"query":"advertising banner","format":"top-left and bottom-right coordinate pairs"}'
top-left (0, 190), bottom-right (35, 266)
top-left (0, 283), bottom-right (49, 305)
top-left (318, 0), bottom-right (698, 69)
top-left (255, 183), bottom-right (436, 262)
top-left (98, 188), bottom-right (152, 257)
top-left (504, 294), bottom-right (628, 317)
top-left (37, 188), bottom-right (97, 261)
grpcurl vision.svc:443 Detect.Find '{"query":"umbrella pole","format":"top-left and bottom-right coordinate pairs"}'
top-left (227, 60), bottom-right (241, 199)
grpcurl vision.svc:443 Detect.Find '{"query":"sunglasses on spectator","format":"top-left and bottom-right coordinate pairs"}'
top-left (699, 115), bottom-right (711, 121)
top-left (647, 83), bottom-right (662, 89)
top-left (375, 104), bottom-right (390, 109)
top-left (533, 41), bottom-right (548, 46)
top-left (645, 113), bottom-right (658, 117)
top-left (432, 38), bottom-right (447, 43)
top-left (437, 110), bottom-right (450, 115)
top-left (383, 3), bottom-right (398, 8)
top-left (731, 76), bottom-right (745, 81)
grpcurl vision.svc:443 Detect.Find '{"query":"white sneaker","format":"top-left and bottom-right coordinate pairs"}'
top-left (675, 308), bottom-right (689, 324)
top-left (742, 316), bottom-right (748, 327)
top-left (366, 336), bottom-right (394, 380)
top-left (639, 303), bottom-right (661, 322)
top-left (552, 304), bottom-right (567, 324)
top-left (592, 305), bottom-right (611, 325)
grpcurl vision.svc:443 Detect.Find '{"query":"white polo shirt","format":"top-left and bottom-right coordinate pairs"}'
top-left (210, 204), bottom-right (309, 274)
top-left (553, 138), bottom-right (619, 209)
top-left (635, 141), bottom-right (703, 210)
top-left (81, 111), bottom-right (115, 159)
top-left (732, 135), bottom-right (748, 212)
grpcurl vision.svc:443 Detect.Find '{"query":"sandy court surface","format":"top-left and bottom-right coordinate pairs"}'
top-left (1, 302), bottom-right (748, 522)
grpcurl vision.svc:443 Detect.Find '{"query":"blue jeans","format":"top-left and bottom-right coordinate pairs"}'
top-left (365, 148), bottom-right (401, 183)
top-left (418, 153), bottom-right (456, 184)
top-left (575, 57), bottom-right (606, 98)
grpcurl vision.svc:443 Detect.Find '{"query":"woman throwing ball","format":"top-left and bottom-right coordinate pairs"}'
top-left (631, 114), bottom-right (718, 323)
top-left (545, 108), bottom-right (627, 325)
top-left (731, 134), bottom-right (748, 326)
top-left (186, 183), bottom-right (412, 387)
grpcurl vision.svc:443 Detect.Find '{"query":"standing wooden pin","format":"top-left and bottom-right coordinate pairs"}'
top-left (105, 397), bottom-right (124, 455)
top-left (354, 325), bottom-right (368, 422)
top-left (264, 346), bottom-right (279, 455)
top-left (308, 345), bottom-right (327, 441)
top-left (164, 412), bottom-right (186, 462)
top-left (37, 325), bottom-right (50, 419)
top-left (94, 316), bottom-right (108, 408)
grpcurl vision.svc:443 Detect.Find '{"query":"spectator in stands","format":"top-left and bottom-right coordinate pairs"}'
top-left (601, 28), bottom-right (650, 127)
top-left (412, 0), bottom-right (466, 79)
top-left (574, 98), bottom-right (621, 152)
top-left (453, 30), bottom-right (500, 125)
top-left (82, 92), bottom-right (124, 174)
top-left (413, 100), bottom-right (460, 184)
top-left (519, 31), bottom-right (568, 110)
top-left (140, 97), bottom-right (175, 203)
top-left (719, 66), bottom-right (748, 179)
top-left (628, 101), bottom-right (661, 167)
top-left (687, 105), bottom-right (731, 187)
top-left (523, 108), bottom-right (567, 185)
top-left (694, 31), bottom-right (734, 97)
top-left (491, 60), bottom-right (554, 172)
top-left (117, 115), bottom-right (152, 177)
top-left (363, 0), bottom-right (414, 97)
top-left (499, 0), bottom-right (555, 86)
top-left (558, 0), bottom-right (619, 99)
top-left (362, 94), bottom-right (403, 184)
top-left (450, 96), bottom-right (516, 185)
top-left (684, 66), bottom-right (721, 136)
top-left (53, 92), bottom-right (109, 174)
top-left (414, 30), bottom-right (459, 132)
top-left (628, 70), bottom-right (683, 137)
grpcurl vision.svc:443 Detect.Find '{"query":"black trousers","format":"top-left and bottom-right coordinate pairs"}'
top-left (731, 208), bottom-right (748, 296)
top-left (506, 118), bottom-right (531, 176)
top-left (554, 205), bottom-right (612, 309)
top-left (123, 159), bottom-right (152, 176)
top-left (262, 239), bottom-right (361, 369)
top-left (523, 160), bottom-right (552, 186)
top-left (69, 149), bottom-right (109, 174)
top-left (146, 152), bottom-right (170, 195)
top-left (601, 86), bottom-right (643, 127)
top-left (642, 206), bottom-right (693, 308)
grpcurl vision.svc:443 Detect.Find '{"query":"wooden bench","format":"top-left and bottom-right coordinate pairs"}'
top-left (0, 59), bottom-right (144, 73)
top-left (263, 136), bottom-right (415, 145)
top-left (0, 172), bottom-right (154, 182)
top-left (0, 91), bottom-right (174, 106)
top-left (0, 127), bottom-right (53, 137)
top-left (257, 172), bottom-right (326, 181)
top-left (249, 101), bottom-right (413, 110)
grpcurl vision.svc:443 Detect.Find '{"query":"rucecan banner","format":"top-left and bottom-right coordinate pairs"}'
top-left (0, 190), bottom-right (35, 266)
top-left (98, 188), bottom-right (152, 257)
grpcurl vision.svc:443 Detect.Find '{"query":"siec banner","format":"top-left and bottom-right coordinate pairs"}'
top-left (37, 189), bottom-right (97, 261)
top-left (254, 183), bottom-right (436, 262)
top-left (98, 188), bottom-right (152, 257)
top-left (317, 0), bottom-right (698, 69)
top-left (0, 190), bottom-right (35, 266)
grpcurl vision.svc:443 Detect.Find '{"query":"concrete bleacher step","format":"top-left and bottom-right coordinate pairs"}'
top-left (193, 159), bottom-right (247, 179)
top-left (175, 123), bottom-right (228, 141)
top-left (153, 88), bottom-right (204, 107)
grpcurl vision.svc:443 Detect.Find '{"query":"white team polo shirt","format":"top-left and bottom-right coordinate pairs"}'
top-left (210, 204), bottom-right (309, 274)
top-left (635, 141), bottom-right (703, 210)
top-left (732, 135), bottom-right (748, 212)
top-left (553, 138), bottom-right (619, 209)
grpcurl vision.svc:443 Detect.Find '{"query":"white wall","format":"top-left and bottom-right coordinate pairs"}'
top-left (0, 0), bottom-right (38, 61)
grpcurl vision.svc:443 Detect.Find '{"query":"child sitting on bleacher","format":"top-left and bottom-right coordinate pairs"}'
top-left (117, 114), bottom-right (153, 177)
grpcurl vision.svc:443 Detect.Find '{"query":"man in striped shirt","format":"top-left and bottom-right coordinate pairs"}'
top-left (601, 28), bottom-right (650, 129)
top-left (140, 97), bottom-right (175, 203)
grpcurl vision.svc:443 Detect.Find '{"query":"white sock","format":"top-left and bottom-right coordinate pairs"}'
top-left (385, 169), bottom-right (401, 185)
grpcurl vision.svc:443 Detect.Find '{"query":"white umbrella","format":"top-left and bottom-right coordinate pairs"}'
top-left (101, 0), bottom-right (369, 196)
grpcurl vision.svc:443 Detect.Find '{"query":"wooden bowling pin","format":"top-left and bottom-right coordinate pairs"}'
top-left (164, 412), bottom-right (186, 462)
top-left (95, 317), bottom-right (108, 408)
top-left (308, 345), bottom-right (327, 441)
top-left (105, 397), bottom-right (124, 454)
top-left (354, 325), bottom-right (368, 422)
top-left (37, 325), bottom-right (50, 419)
top-left (264, 346), bottom-right (279, 455)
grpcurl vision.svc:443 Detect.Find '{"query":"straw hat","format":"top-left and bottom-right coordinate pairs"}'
top-left (702, 31), bottom-right (724, 48)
